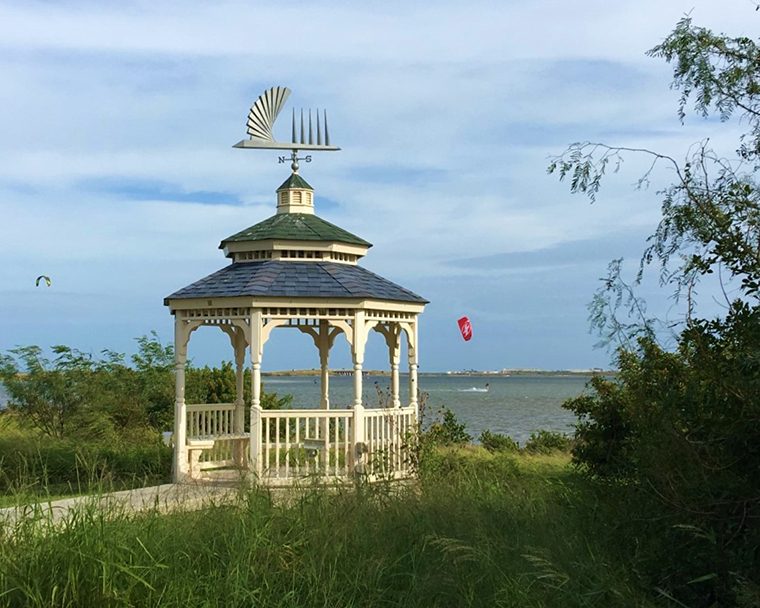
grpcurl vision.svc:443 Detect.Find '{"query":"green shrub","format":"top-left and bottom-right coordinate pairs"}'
top-left (424, 409), bottom-right (472, 446)
top-left (478, 430), bottom-right (519, 453)
top-left (524, 430), bottom-right (573, 454)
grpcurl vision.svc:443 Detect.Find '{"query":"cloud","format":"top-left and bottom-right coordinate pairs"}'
top-left (0, 0), bottom-right (754, 370)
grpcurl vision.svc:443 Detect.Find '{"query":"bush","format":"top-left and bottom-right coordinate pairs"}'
top-left (424, 409), bottom-right (472, 446)
top-left (524, 430), bottom-right (573, 454)
top-left (478, 430), bottom-right (519, 453)
top-left (563, 316), bottom-right (760, 606)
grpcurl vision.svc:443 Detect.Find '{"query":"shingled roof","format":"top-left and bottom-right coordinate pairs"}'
top-left (165, 261), bottom-right (427, 304)
top-left (220, 214), bottom-right (372, 248)
top-left (277, 173), bottom-right (313, 191)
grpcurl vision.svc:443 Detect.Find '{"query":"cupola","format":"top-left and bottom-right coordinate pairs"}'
top-left (218, 174), bottom-right (372, 264)
top-left (276, 173), bottom-right (314, 214)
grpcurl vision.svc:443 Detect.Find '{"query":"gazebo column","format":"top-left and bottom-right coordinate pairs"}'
top-left (389, 324), bottom-right (401, 408)
top-left (352, 311), bottom-right (367, 474)
top-left (233, 330), bottom-right (247, 466)
top-left (408, 318), bottom-right (419, 416)
top-left (172, 318), bottom-right (191, 483)
top-left (249, 310), bottom-right (263, 476)
top-left (318, 321), bottom-right (330, 409)
top-left (352, 311), bottom-right (366, 408)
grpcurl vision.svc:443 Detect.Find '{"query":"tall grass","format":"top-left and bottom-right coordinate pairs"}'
top-left (0, 448), bottom-right (656, 607)
top-left (0, 417), bottom-right (171, 507)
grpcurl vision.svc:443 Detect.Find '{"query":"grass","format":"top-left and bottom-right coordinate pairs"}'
top-left (0, 415), bottom-right (172, 508)
top-left (0, 447), bottom-right (657, 607)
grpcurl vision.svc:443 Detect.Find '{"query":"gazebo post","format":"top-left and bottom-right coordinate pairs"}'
top-left (408, 318), bottom-right (419, 417)
top-left (389, 324), bottom-right (401, 408)
top-left (233, 330), bottom-right (246, 467)
top-left (250, 309), bottom-right (263, 476)
top-left (172, 318), bottom-right (189, 483)
top-left (352, 311), bottom-right (366, 408)
top-left (317, 321), bottom-right (331, 444)
top-left (352, 311), bottom-right (367, 475)
top-left (318, 321), bottom-right (330, 409)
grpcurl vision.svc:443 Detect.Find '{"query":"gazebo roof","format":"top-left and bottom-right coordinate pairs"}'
top-left (277, 173), bottom-right (313, 191)
top-left (220, 213), bottom-right (371, 248)
top-left (165, 261), bottom-right (428, 303)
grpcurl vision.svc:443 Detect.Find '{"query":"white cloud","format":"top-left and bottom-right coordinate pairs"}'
top-left (0, 0), bottom-right (754, 369)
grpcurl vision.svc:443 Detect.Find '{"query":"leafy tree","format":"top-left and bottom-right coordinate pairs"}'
top-left (0, 346), bottom-right (147, 441)
top-left (131, 332), bottom-right (175, 429)
top-left (549, 14), bottom-right (760, 606)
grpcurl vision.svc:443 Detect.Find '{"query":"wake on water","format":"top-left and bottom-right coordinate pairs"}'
top-left (459, 387), bottom-right (489, 393)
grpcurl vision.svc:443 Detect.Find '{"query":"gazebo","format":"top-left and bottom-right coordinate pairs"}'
top-left (164, 93), bottom-right (427, 485)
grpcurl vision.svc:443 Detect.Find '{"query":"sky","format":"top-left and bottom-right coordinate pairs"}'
top-left (0, 0), bottom-right (755, 373)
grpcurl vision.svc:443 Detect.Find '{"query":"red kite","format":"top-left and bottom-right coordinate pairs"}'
top-left (457, 316), bottom-right (472, 341)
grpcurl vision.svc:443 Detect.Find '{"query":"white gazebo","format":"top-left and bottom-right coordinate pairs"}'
top-left (165, 93), bottom-right (427, 484)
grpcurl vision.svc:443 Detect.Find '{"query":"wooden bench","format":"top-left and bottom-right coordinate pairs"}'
top-left (187, 433), bottom-right (249, 478)
top-left (187, 438), bottom-right (215, 479)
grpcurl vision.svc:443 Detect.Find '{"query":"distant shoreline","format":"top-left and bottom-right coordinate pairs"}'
top-left (262, 370), bottom-right (616, 377)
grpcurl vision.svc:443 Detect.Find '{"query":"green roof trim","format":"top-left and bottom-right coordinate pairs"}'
top-left (220, 213), bottom-right (372, 248)
top-left (277, 174), bottom-right (313, 191)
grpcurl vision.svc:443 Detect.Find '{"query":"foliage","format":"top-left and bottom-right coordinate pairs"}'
top-left (0, 346), bottom-right (149, 441)
top-left (130, 332), bottom-right (175, 429)
top-left (478, 430), bottom-right (519, 453)
top-left (524, 430), bottom-right (573, 454)
top-left (0, 431), bottom-right (172, 501)
top-left (549, 13), bottom-right (760, 606)
top-left (424, 408), bottom-right (472, 446)
top-left (0, 333), bottom-right (294, 441)
top-left (548, 17), bottom-right (760, 346)
top-left (0, 450), bottom-right (658, 608)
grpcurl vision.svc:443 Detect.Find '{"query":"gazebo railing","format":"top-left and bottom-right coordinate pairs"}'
top-left (185, 403), bottom-right (417, 482)
top-left (187, 403), bottom-right (244, 469)
top-left (256, 408), bottom-right (355, 483)
top-left (363, 406), bottom-right (416, 480)
top-left (187, 403), bottom-right (236, 438)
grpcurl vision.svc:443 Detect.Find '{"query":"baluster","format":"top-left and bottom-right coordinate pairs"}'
top-left (275, 418), bottom-right (281, 478)
top-left (295, 415), bottom-right (301, 475)
top-left (285, 418), bottom-right (290, 478)
top-left (265, 417), bottom-right (271, 474)
top-left (400, 413), bottom-right (404, 474)
top-left (345, 416), bottom-right (351, 475)
top-left (382, 415), bottom-right (386, 474)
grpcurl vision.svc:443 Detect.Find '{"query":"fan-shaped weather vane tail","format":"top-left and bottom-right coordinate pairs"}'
top-left (234, 86), bottom-right (340, 156)
top-left (246, 86), bottom-right (291, 141)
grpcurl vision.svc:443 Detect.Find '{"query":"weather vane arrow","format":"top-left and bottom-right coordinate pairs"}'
top-left (233, 86), bottom-right (340, 172)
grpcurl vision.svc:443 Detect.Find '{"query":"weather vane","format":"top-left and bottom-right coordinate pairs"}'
top-left (233, 86), bottom-right (340, 172)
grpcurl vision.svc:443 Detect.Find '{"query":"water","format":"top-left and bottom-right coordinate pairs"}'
top-left (0, 375), bottom-right (590, 446)
top-left (263, 374), bottom-right (589, 445)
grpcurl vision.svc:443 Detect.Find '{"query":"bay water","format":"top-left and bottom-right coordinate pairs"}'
top-left (263, 374), bottom-right (588, 445)
top-left (0, 374), bottom-right (589, 446)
